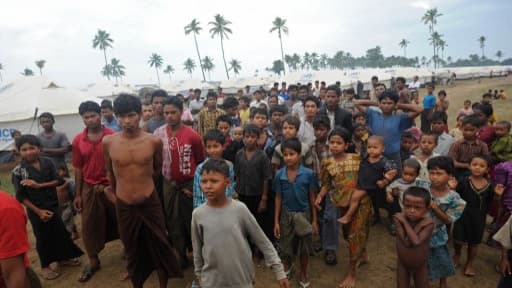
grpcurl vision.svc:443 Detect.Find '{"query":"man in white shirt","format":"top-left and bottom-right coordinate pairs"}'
top-left (408, 75), bottom-right (421, 91)
top-left (249, 90), bottom-right (268, 109)
top-left (189, 89), bottom-right (205, 122)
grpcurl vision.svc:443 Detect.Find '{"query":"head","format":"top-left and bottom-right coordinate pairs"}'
top-left (495, 121), bottom-right (511, 137)
top-left (437, 90), bottom-right (447, 100)
top-left (163, 96), bottom-right (183, 128)
top-left (281, 81), bottom-right (287, 91)
top-left (396, 77), bottom-right (406, 90)
top-left (269, 105), bottom-right (287, 128)
top-left (281, 138), bottom-right (302, 168)
top-left (298, 85), bottom-right (308, 100)
top-left (251, 108), bottom-right (268, 129)
top-left (352, 123), bottom-right (368, 140)
top-left (267, 94), bottom-right (279, 109)
top-left (456, 113), bottom-right (465, 128)
top-left (239, 96), bottom-right (250, 109)
top-left (378, 91), bottom-right (399, 114)
top-left (206, 92), bottom-right (218, 109)
top-left (78, 101), bottom-right (102, 130)
top-left (113, 94), bottom-right (142, 132)
top-left (314, 80), bottom-right (319, 88)
top-left (328, 127), bottom-right (351, 156)
top-left (461, 115), bottom-right (481, 141)
top-left (200, 159), bottom-right (231, 203)
top-left (426, 83), bottom-right (434, 94)
top-left (193, 88), bottom-right (202, 100)
top-left (427, 156), bottom-right (454, 188)
top-left (304, 96), bottom-right (320, 119)
top-left (402, 187), bottom-right (431, 222)
top-left (353, 113), bottom-right (367, 125)
top-left (38, 112), bottom-right (55, 131)
top-left (371, 76), bottom-right (378, 87)
top-left (430, 111), bottom-right (448, 135)
top-left (402, 158), bottom-right (421, 183)
top-left (319, 87), bottom-right (327, 101)
top-left (223, 97), bottom-right (239, 117)
top-left (203, 129), bottom-right (225, 159)
top-left (366, 135), bottom-right (385, 158)
top-left (15, 134), bottom-right (41, 162)
top-left (282, 115), bottom-right (300, 139)
top-left (287, 85), bottom-right (298, 100)
top-left (243, 124), bottom-right (260, 148)
top-left (313, 115), bottom-right (331, 142)
top-left (141, 101), bottom-right (154, 121)
top-left (233, 126), bottom-right (244, 142)
top-left (419, 133), bottom-right (438, 155)
top-left (253, 90), bottom-right (263, 102)
top-left (375, 83), bottom-right (386, 97)
top-left (482, 93), bottom-right (492, 104)
top-left (56, 163), bottom-right (69, 178)
top-left (463, 99), bottom-right (471, 109)
top-left (473, 103), bottom-right (493, 125)
top-left (469, 154), bottom-right (491, 178)
top-left (344, 88), bottom-right (355, 100)
top-left (151, 89), bottom-right (168, 116)
top-left (215, 115), bottom-right (232, 137)
top-left (10, 130), bottom-right (21, 139)
top-left (400, 131), bottom-right (416, 152)
top-left (100, 100), bottom-right (114, 121)
top-left (325, 85), bottom-right (341, 110)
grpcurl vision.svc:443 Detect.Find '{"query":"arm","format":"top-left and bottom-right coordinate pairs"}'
top-left (397, 103), bottom-right (423, 120)
top-left (274, 191), bottom-right (282, 240)
top-left (501, 246), bottom-right (511, 276)
top-left (102, 136), bottom-right (117, 203)
top-left (0, 255), bottom-right (28, 288)
top-left (153, 138), bottom-right (163, 183)
top-left (309, 188), bottom-right (318, 234)
top-left (448, 143), bottom-right (469, 169)
top-left (73, 168), bottom-right (84, 212)
top-left (394, 216), bottom-right (411, 247)
top-left (396, 215), bottom-right (433, 246)
top-left (430, 201), bottom-right (452, 224)
top-left (191, 212), bottom-right (204, 282)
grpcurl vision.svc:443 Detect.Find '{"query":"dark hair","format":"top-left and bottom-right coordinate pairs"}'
top-left (79, 101), bottom-right (101, 115)
top-left (240, 96), bottom-right (251, 105)
top-left (100, 99), bottom-right (113, 110)
top-left (396, 77), bottom-right (406, 84)
top-left (203, 129), bottom-right (226, 145)
top-left (470, 154), bottom-right (491, 168)
top-left (206, 91), bottom-right (218, 100)
top-left (283, 115), bottom-right (301, 130)
top-left (251, 107), bottom-right (268, 119)
top-left (403, 186), bottom-right (431, 207)
top-left (38, 112), bottom-right (55, 122)
top-left (113, 94), bottom-right (142, 116)
top-left (222, 97), bottom-right (239, 110)
top-left (496, 120), bottom-right (511, 131)
top-left (328, 127), bottom-right (351, 143)
top-left (142, 100), bottom-right (151, 106)
top-left (482, 93), bottom-right (492, 99)
top-left (15, 134), bottom-right (41, 150)
top-left (281, 138), bottom-right (302, 154)
top-left (194, 88), bottom-right (202, 94)
top-left (313, 115), bottom-right (331, 130)
top-left (345, 88), bottom-right (355, 94)
top-left (402, 158), bottom-right (421, 174)
top-left (56, 163), bottom-right (70, 177)
top-left (352, 123), bottom-right (367, 131)
top-left (287, 84), bottom-right (298, 92)
top-left (438, 90), bottom-right (447, 97)
top-left (243, 123), bottom-right (261, 137)
top-left (378, 90), bottom-right (399, 103)
top-left (371, 76), bottom-right (378, 81)
top-left (420, 132), bottom-right (438, 143)
top-left (10, 130), bottom-right (21, 138)
top-left (151, 89), bottom-right (168, 103)
top-left (376, 83), bottom-right (387, 89)
top-left (464, 99), bottom-right (471, 104)
top-left (431, 111), bottom-right (448, 124)
top-left (299, 85), bottom-right (308, 91)
top-left (401, 131), bottom-right (415, 141)
top-left (461, 115), bottom-right (481, 128)
top-left (474, 103), bottom-right (493, 117)
top-left (303, 96), bottom-right (320, 108)
top-left (163, 96), bottom-right (183, 111)
top-left (353, 112), bottom-right (366, 121)
top-left (326, 85), bottom-right (341, 96)
top-left (427, 156), bottom-right (454, 175)
top-left (253, 89), bottom-right (262, 95)
top-left (216, 114), bottom-right (232, 127)
top-left (269, 105), bottom-right (288, 116)
top-left (368, 135), bottom-right (385, 145)
top-left (201, 158), bottom-right (230, 177)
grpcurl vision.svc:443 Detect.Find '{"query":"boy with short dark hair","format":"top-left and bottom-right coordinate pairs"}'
top-left (222, 96), bottom-right (240, 127)
top-left (37, 112), bottom-right (71, 170)
top-left (491, 121), bottom-right (512, 163)
top-left (271, 115), bottom-right (313, 172)
top-left (341, 88), bottom-right (357, 115)
top-left (198, 92), bottom-right (225, 137)
top-left (100, 99), bottom-right (121, 132)
top-left (400, 131), bottom-right (416, 162)
top-left (269, 105), bottom-right (287, 141)
top-left (192, 159), bottom-right (289, 288)
top-left (431, 111), bottom-right (454, 156)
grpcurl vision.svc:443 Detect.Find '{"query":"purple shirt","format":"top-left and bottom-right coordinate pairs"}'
top-left (496, 161), bottom-right (512, 212)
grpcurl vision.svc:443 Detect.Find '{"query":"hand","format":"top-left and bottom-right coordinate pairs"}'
top-left (20, 179), bottom-right (40, 189)
top-left (393, 213), bottom-right (406, 224)
top-left (386, 192), bottom-right (394, 203)
top-left (274, 224), bottom-right (280, 240)
top-left (392, 187), bottom-right (400, 197)
top-left (38, 209), bottom-right (54, 222)
top-left (104, 187), bottom-right (117, 204)
top-left (314, 194), bottom-right (323, 210)
top-left (182, 188), bottom-right (193, 198)
top-left (376, 180), bottom-right (387, 189)
top-left (448, 177), bottom-right (458, 190)
top-left (73, 196), bottom-right (82, 213)
top-left (312, 221), bottom-right (319, 235)
top-left (496, 184), bottom-right (506, 196)
top-left (430, 201), bottom-right (438, 210)
top-left (501, 258), bottom-right (511, 276)
top-left (257, 199), bottom-right (267, 213)
top-left (384, 169), bottom-right (398, 181)
top-left (278, 277), bottom-right (290, 288)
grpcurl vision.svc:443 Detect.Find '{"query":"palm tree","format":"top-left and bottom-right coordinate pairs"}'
top-left (163, 65), bottom-right (175, 82)
top-left (421, 8), bottom-right (443, 32)
top-left (438, 39), bottom-right (447, 61)
top-left (183, 58), bottom-right (196, 78)
top-left (148, 53), bottom-right (163, 86)
top-left (270, 17), bottom-right (289, 75)
top-left (21, 68), bottom-right (34, 76)
top-left (398, 39), bottom-right (410, 57)
top-left (110, 58), bottom-right (125, 83)
top-left (35, 60), bottom-right (46, 76)
top-left (92, 29), bottom-right (114, 80)
top-left (421, 56), bottom-right (427, 67)
top-left (209, 14), bottom-right (233, 79)
top-left (202, 56), bottom-right (215, 80)
top-left (447, 56), bottom-right (452, 63)
top-left (284, 54), bottom-right (293, 72)
top-left (496, 50), bottom-right (503, 62)
top-left (229, 59), bottom-right (242, 76)
top-left (429, 32), bottom-right (443, 69)
top-left (101, 64), bottom-right (113, 78)
top-left (478, 36), bottom-right (486, 58)
top-left (185, 19), bottom-right (207, 81)
top-left (320, 54), bottom-right (329, 69)
top-left (0, 63), bottom-right (3, 82)
top-left (291, 54), bottom-right (301, 71)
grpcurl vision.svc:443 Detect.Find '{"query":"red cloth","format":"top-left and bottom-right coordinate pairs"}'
top-left (478, 125), bottom-right (496, 149)
top-left (72, 127), bottom-right (114, 185)
top-left (0, 191), bottom-right (30, 286)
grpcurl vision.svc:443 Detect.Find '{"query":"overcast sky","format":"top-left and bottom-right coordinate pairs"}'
top-left (1, 0), bottom-right (511, 87)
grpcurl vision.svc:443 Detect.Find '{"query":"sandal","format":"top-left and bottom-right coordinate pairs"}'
top-left (284, 263), bottom-right (295, 279)
top-left (41, 269), bottom-right (60, 280)
top-left (60, 258), bottom-right (81, 267)
top-left (299, 280), bottom-right (311, 288)
top-left (78, 265), bottom-right (100, 282)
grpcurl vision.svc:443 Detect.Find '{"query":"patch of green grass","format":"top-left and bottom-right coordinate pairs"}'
top-left (0, 171), bottom-right (14, 195)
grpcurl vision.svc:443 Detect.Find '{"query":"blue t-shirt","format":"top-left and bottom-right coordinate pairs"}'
top-left (366, 108), bottom-right (413, 156)
top-left (422, 94), bottom-right (436, 109)
top-left (102, 117), bottom-right (121, 132)
top-left (278, 92), bottom-right (289, 101)
top-left (273, 165), bottom-right (318, 212)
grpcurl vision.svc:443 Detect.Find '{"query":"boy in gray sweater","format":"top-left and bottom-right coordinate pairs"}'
top-left (192, 159), bottom-right (290, 288)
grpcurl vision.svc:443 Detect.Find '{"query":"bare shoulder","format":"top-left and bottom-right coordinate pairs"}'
top-left (102, 133), bottom-right (115, 145)
top-left (146, 133), bottom-right (163, 146)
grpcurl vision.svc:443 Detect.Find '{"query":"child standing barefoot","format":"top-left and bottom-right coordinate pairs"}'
top-left (427, 156), bottom-right (466, 288)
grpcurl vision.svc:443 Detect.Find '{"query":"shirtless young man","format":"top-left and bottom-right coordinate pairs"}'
top-left (103, 94), bottom-right (182, 288)
top-left (393, 187), bottom-right (434, 288)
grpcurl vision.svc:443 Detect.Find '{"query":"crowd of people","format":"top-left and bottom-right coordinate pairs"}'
top-left (0, 75), bottom-right (511, 288)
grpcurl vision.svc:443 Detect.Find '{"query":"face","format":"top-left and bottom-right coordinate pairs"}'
top-left (495, 125), bottom-right (510, 137)
top-left (118, 112), bottom-right (141, 132)
top-left (376, 85), bottom-right (385, 96)
top-left (200, 171), bottom-right (230, 201)
top-left (469, 157), bottom-right (489, 177)
top-left (206, 97), bottom-right (217, 109)
top-left (346, 93), bottom-right (354, 100)
top-left (57, 168), bottom-right (66, 177)
top-left (379, 98), bottom-right (396, 114)
top-left (402, 166), bottom-right (419, 183)
top-left (271, 112), bottom-right (284, 127)
top-left (319, 89), bottom-right (327, 100)
top-left (39, 117), bottom-right (54, 130)
top-left (225, 106), bottom-right (238, 117)
top-left (282, 122), bottom-right (298, 139)
top-left (403, 194), bottom-right (428, 222)
top-left (239, 101), bottom-right (248, 109)
top-left (462, 123), bottom-right (478, 140)
top-left (431, 120), bottom-right (445, 134)
top-left (314, 126), bottom-right (329, 141)
top-left (19, 143), bottom-right (40, 162)
top-left (254, 92), bottom-right (263, 101)
top-left (216, 121), bottom-right (231, 137)
top-left (401, 138), bottom-right (414, 151)
top-left (372, 79), bottom-right (378, 86)
top-left (252, 114), bottom-right (267, 129)
top-left (325, 90), bottom-right (338, 108)
top-left (428, 167), bottom-right (451, 188)
top-left (289, 89), bottom-right (297, 99)
top-left (298, 89), bottom-right (308, 99)
top-left (268, 97), bottom-right (278, 108)
top-left (270, 90), bottom-right (278, 97)
top-left (464, 102), bottom-right (470, 109)
top-left (419, 135), bottom-right (437, 154)
top-left (152, 96), bottom-right (165, 114)
top-left (482, 96), bottom-right (492, 104)
top-left (396, 80), bottom-right (404, 89)
top-left (282, 147), bottom-right (300, 167)
top-left (472, 109), bottom-right (488, 124)
top-left (142, 105), bottom-right (153, 121)
top-left (163, 104), bottom-right (182, 127)
top-left (354, 116), bottom-right (366, 125)
top-left (366, 138), bottom-right (385, 158)
top-left (81, 111), bottom-right (102, 129)
top-left (328, 135), bottom-right (348, 156)
top-left (243, 132), bottom-right (258, 147)
top-left (353, 127), bottom-right (367, 139)
top-left (304, 101), bottom-right (318, 118)
top-left (101, 108), bottom-right (114, 120)
top-left (427, 86), bottom-right (434, 94)
top-left (438, 93), bottom-right (446, 100)
top-left (233, 127), bottom-right (244, 142)
top-left (205, 140), bottom-right (224, 158)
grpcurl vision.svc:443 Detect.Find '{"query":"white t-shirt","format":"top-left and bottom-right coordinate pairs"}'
top-left (408, 81), bottom-right (421, 90)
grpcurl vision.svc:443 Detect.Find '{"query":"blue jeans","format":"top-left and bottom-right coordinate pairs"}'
top-left (321, 196), bottom-right (340, 251)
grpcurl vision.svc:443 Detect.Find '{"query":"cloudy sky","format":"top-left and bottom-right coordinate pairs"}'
top-left (1, 0), bottom-right (511, 87)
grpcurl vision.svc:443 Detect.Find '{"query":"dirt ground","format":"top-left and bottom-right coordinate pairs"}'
top-left (11, 76), bottom-right (512, 287)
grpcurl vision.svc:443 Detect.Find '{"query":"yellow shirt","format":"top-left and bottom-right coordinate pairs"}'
top-left (239, 108), bottom-right (250, 126)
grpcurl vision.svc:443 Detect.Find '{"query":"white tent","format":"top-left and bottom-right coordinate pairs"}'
top-left (163, 79), bottom-right (214, 97)
top-left (0, 77), bottom-right (102, 151)
top-left (84, 81), bottom-right (137, 100)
